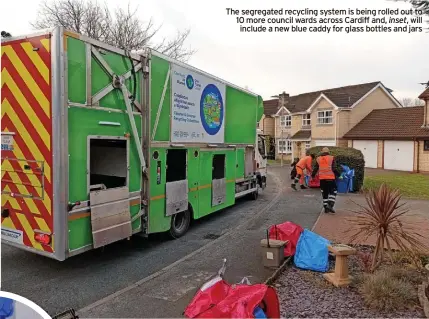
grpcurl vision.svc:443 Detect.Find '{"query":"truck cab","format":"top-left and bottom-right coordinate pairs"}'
top-left (255, 129), bottom-right (268, 189)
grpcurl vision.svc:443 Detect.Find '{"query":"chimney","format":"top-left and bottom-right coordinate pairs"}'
top-left (279, 91), bottom-right (290, 108)
top-left (418, 87), bottom-right (429, 128)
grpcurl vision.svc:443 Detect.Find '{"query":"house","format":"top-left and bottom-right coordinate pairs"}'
top-left (259, 98), bottom-right (279, 137)
top-left (343, 87), bottom-right (429, 172)
top-left (271, 82), bottom-right (402, 161)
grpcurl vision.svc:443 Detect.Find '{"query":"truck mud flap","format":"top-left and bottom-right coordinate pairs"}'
top-left (165, 180), bottom-right (188, 217)
top-left (212, 178), bottom-right (226, 206)
top-left (89, 187), bottom-right (132, 248)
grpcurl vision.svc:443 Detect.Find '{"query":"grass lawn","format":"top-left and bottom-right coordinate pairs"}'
top-left (363, 171), bottom-right (429, 200)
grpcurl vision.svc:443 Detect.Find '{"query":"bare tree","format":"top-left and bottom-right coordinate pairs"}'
top-left (400, 97), bottom-right (425, 106)
top-left (389, 0), bottom-right (429, 29)
top-left (32, 0), bottom-right (195, 61)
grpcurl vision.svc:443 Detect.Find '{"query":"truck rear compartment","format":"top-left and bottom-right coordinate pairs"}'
top-left (2, 28), bottom-right (264, 260)
top-left (1, 32), bottom-right (55, 254)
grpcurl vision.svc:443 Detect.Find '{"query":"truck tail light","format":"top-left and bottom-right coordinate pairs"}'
top-left (35, 233), bottom-right (51, 245)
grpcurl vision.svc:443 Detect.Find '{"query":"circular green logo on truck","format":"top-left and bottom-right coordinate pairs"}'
top-left (186, 75), bottom-right (194, 89)
top-left (200, 84), bottom-right (223, 135)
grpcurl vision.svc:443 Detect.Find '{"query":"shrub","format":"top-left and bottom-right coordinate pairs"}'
top-left (308, 146), bottom-right (365, 192)
top-left (346, 183), bottom-right (428, 272)
top-left (356, 251), bottom-right (373, 273)
top-left (360, 268), bottom-right (418, 311)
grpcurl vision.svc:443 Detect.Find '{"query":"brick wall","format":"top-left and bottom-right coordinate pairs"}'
top-left (337, 139), bottom-right (348, 147)
top-left (291, 114), bottom-right (301, 136)
top-left (377, 140), bottom-right (384, 168)
top-left (338, 87), bottom-right (399, 138)
top-left (418, 140), bottom-right (429, 172)
top-left (311, 99), bottom-right (336, 139)
top-left (261, 115), bottom-right (275, 137)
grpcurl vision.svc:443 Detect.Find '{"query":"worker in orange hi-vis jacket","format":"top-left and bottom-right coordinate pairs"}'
top-left (312, 147), bottom-right (340, 214)
top-left (291, 150), bottom-right (315, 190)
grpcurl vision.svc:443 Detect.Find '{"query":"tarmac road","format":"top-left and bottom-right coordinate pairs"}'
top-left (1, 168), bottom-right (283, 316)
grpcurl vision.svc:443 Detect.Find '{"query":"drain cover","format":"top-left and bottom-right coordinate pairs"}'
top-left (204, 233), bottom-right (220, 240)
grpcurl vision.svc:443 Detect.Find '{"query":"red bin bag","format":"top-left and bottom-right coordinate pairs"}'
top-left (268, 221), bottom-right (303, 256)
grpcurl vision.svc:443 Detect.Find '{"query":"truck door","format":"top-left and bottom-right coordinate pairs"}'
top-left (212, 154), bottom-right (226, 206)
top-left (87, 136), bottom-right (132, 248)
top-left (165, 149), bottom-right (188, 217)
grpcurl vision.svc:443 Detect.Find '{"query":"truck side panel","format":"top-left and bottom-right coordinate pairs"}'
top-left (148, 148), bottom-right (170, 233)
top-left (1, 34), bottom-right (54, 254)
top-left (64, 34), bottom-right (143, 252)
top-left (150, 55), bottom-right (171, 141)
top-left (195, 149), bottom-right (236, 219)
top-left (224, 87), bottom-right (259, 145)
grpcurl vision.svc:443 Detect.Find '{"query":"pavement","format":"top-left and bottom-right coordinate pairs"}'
top-left (78, 166), bottom-right (323, 318)
top-left (1, 165), bottom-right (323, 317)
top-left (313, 194), bottom-right (429, 252)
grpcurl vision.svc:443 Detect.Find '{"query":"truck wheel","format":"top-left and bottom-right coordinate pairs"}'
top-left (251, 185), bottom-right (259, 200)
top-left (169, 210), bottom-right (191, 239)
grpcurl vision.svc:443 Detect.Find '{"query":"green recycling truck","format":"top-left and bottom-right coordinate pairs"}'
top-left (1, 27), bottom-right (267, 261)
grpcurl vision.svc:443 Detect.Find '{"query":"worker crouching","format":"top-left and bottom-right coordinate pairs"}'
top-left (312, 147), bottom-right (339, 214)
top-left (291, 151), bottom-right (315, 190)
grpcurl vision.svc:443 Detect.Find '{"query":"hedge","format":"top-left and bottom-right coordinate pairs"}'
top-left (308, 146), bottom-right (365, 192)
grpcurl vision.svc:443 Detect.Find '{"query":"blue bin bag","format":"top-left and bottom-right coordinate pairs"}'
top-left (294, 229), bottom-right (330, 272)
top-left (253, 306), bottom-right (267, 318)
top-left (337, 165), bottom-right (355, 193)
top-left (336, 178), bottom-right (349, 193)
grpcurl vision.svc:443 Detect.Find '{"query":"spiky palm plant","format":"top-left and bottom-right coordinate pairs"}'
top-left (346, 183), bottom-right (427, 271)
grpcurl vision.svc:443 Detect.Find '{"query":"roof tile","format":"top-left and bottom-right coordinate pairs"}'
top-left (263, 99), bottom-right (279, 115)
top-left (265, 81), bottom-right (382, 114)
top-left (291, 130), bottom-right (312, 140)
top-left (343, 106), bottom-right (429, 140)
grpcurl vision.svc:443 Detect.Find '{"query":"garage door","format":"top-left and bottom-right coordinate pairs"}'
top-left (352, 140), bottom-right (378, 168)
top-left (313, 140), bottom-right (336, 147)
top-left (384, 141), bottom-right (414, 172)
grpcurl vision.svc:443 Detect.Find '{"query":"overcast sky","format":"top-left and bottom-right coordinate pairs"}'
top-left (1, 0), bottom-right (428, 101)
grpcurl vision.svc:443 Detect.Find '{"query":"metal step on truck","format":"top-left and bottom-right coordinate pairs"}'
top-left (1, 27), bottom-right (268, 261)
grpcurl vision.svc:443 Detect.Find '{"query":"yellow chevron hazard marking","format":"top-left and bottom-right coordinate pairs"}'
top-left (2, 46), bottom-right (50, 117)
top-left (16, 212), bottom-right (43, 251)
top-left (2, 186), bottom-right (21, 211)
top-left (1, 72), bottom-right (50, 149)
top-left (1, 161), bottom-right (41, 215)
top-left (0, 100), bottom-right (52, 186)
top-left (34, 217), bottom-right (50, 233)
top-left (1, 99), bottom-right (51, 156)
top-left (6, 144), bottom-right (51, 214)
top-left (21, 42), bottom-right (49, 84)
top-left (40, 39), bottom-right (50, 52)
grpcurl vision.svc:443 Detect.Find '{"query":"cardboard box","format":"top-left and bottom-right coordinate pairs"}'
top-left (260, 239), bottom-right (286, 268)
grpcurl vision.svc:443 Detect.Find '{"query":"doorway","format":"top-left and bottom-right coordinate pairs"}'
top-left (165, 149), bottom-right (188, 217)
top-left (212, 154), bottom-right (226, 206)
top-left (87, 136), bottom-right (132, 248)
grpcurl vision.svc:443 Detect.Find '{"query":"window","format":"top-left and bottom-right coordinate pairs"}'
top-left (280, 115), bottom-right (291, 127)
top-left (258, 135), bottom-right (266, 157)
top-left (302, 114), bottom-right (311, 126)
top-left (278, 139), bottom-right (292, 154)
top-left (317, 110), bottom-right (333, 124)
top-left (424, 140), bottom-right (429, 151)
top-left (305, 141), bottom-right (311, 150)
